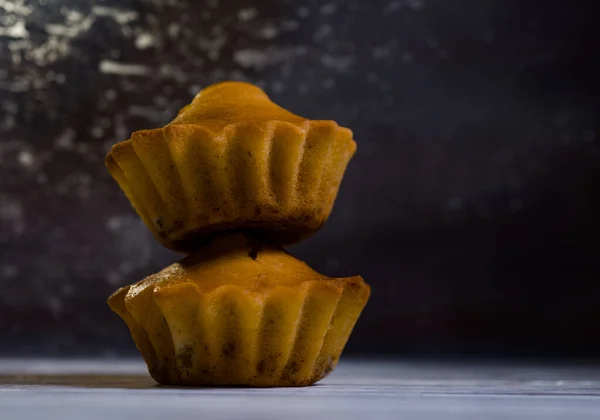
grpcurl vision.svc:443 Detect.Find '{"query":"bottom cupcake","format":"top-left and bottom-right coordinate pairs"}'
top-left (107, 233), bottom-right (370, 387)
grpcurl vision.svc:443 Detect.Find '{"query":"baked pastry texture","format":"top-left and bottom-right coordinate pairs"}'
top-left (108, 234), bottom-right (369, 387)
top-left (105, 82), bottom-right (356, 252)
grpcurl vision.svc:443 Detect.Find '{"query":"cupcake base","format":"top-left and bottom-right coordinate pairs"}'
top-left (170, 216), bottom-right (325, 253)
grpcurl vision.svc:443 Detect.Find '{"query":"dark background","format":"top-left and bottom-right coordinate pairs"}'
top-left (1, 0), bottom-right (599, 358)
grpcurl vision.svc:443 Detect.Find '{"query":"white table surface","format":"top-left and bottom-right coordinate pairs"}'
top-left (1, 358), bottom-right (600, 419)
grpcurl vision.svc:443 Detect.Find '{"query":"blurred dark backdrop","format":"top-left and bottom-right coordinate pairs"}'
top-left (1, 0), bottom-right (599, 358)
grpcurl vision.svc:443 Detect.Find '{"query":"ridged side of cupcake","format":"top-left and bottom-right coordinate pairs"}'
top-left (108, 276), bottom-right (369, 387)
top-left (106, 119), bottom-right (355, 252)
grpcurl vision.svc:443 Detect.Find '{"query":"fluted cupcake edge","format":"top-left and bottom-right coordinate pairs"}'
top-left (105, 119), bottom-right (356, 252)
top-left (108, 276), bottom-right (369, 387)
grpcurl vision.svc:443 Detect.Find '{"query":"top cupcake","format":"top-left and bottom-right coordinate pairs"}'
top-left (106, 82), bottom-right (356, 252)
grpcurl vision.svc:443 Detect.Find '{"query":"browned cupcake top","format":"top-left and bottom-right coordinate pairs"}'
top-left (170, 81), bottom-right (309, 133)
top-left (119, 233), bottom-right (366, 294)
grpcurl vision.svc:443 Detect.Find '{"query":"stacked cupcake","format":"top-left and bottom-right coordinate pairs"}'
top-left (105, 82), bottom-right (370, 387)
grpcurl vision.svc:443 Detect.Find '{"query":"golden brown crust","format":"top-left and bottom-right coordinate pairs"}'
top-left (104, 82), bottom-right (368, 387)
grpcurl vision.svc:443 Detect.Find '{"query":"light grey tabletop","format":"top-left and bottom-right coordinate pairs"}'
top-left (1, 358), bottom-right (600, 419)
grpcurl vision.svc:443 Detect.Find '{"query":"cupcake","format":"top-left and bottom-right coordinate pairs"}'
top-left (105, 81), bottom-right (369, 387)
top-left (108, 234), bottom-right (370, 387)
top-left (105, 82), bottom-right (356, 252)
